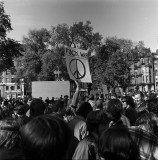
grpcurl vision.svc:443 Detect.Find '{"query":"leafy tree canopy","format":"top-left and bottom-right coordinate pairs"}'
top-left (0, 2), bottom-right (22, 72)
top-left (93, 37), bottom-right (151, 91)
top-left (18, 21), bottom-right (102, 89)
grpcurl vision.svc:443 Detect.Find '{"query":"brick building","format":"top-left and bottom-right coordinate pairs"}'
top-left (0, 68), bottom-right (24, 99)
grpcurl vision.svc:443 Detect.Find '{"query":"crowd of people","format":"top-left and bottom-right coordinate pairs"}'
top-left (0, 80), bottom-right (158, 160)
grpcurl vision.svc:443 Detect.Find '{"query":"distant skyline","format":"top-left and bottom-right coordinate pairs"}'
top-left (4, 0), bottom-right (158, 52)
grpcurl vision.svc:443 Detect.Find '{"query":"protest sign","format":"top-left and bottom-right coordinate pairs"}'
top-left (65, 46), bottom-right (92, 83)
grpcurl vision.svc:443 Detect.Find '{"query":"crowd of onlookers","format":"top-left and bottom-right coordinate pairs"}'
top-left (0, 80), bottom-right (158, 160)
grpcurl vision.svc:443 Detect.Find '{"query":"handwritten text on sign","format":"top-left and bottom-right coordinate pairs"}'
top-left (65, 46), bottom-right (92, 83)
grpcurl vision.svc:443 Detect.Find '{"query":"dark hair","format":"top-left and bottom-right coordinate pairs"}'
top-left (86, 110), bottom-right (109, 134)
top-left (135, 112), bottom-right (158, 137)
top-left (29, 98), bottom-right (46, 118)
top-left (3, 100), bottom-right (8, 106)
top-left (106, 99), bottom-right (123, 120)
top-left (147, 98), bottom-right (158, 116)
top-left (14, 105), bottom-right (25, 116)
top-left (0, 118), bottom-right (20, 149)
top-left (95, 99), bottom-right (103, 110)
top-left (121, 96), bottom-right (135, 108)
top-left (76, 102), bottom-right (92, 119)
top-left (52, 100), bottom-right (65, 112)
top-left (20, 114), bottom-right (71, 160)
top-left (98, 127), bottom-right (140, 160)
top-left (89, 94), bottom-right (94, 100)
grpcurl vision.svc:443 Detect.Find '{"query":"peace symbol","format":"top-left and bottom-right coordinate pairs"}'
top-left (69, 59), bottom-right (86, 79)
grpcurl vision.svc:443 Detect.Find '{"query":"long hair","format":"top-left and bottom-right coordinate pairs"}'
top-left (135, 112), bottom-right (158, 137)
top-left (98, 127), bottom-right (140, 160)
top-left (20, 114), bottom-right (71, 160)
top-left (121, 96), bottom-right (136, 108)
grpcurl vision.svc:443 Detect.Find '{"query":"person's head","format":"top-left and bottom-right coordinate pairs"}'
top-left (77, 95), bottom-right (87, 109)
top-left (135, 112), bottom-right (158, 136)
top-left (27, 97), bottom-right (32, 106)
top-left (29, 98), bottom-right (46, 118)
top-left (89, 94), bottom-right (94, 101)
top-left (121, 96), bottom-right (136, 109)
top-left (147, 97), bottom-right (158, 116)
top-left (86, 110), bottom-right (110, 136)
top-left (23, 98), bottom-right (28, 104)
top-left (20, 114), bottom-right (71, 160)
top-left (98, 127), bottom-right (140, 160)
top-left (51, 100), bottom-right (64, 112)
top-left (105, 99), bottom-right (123, 121)
top-left (134, 91), bottom-right (144, 106)
top-left (45, 97), bottom-right (50, 104)
top-left (0, 118), bottom-right (20, 150)
top-left (3, 100), bottom-right (8, 107)
top-left (76, 102), bottom-right (92, 119)
top-left (0, 107), bottom-right (11, 120)
top-left (95, 99), bottom-right (103, 110)
top-left (14, 105), bottom-right (25, 116)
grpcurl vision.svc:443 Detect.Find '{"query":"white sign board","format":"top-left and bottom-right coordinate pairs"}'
top-left (65, 46), bottom-right (92, 83)
top-left (32, 81), bottom-right (70, 100)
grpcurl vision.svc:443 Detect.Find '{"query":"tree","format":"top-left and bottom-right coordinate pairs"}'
top-left (0, 2), bottom-right (22, 72)
top-left (50, 21), bottom-right (102, 53)
top-left (21, 28), bottom-right (51, 80)
top-left (0, 2), bottom-right (12, 40)
top-left (49, 21), bottom-right (102, 81)
top-left (94, 37), bottom-right (133, 90)
top-left (19, 21), bottom-right (102, 93)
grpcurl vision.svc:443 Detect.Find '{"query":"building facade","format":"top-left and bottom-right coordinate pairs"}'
top-left (153, 50), bottom-right (158, 92)
top-left (0, 69), bottom-right (24, 99)
top-left (129, 56), bottom-right (155, 92)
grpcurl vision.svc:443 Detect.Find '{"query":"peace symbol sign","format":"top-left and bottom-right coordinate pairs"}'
top-left (69, 59), bottom-right (86, 79)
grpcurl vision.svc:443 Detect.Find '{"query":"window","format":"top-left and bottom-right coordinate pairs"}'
top-left (142, 76), bottom-right (144, 83)
top-left (6, 70), bottom-right (10, 75)
top-left (17, 85), bottom-right (20, 89)
top-left (146, 76), bottom-right (149, 83)
top-left (6, 86), bottom-right (9, 90)
top-left (11, 68), bottom-right (16, 75)
top-left (11, 78), bottom-right (16, 83)
top-left (141, 68), bottom-right (145, 74)
top-left (6, 78), bottom-right (10, 83)
top-left (10, 86), bottom-right (15, 90)
top-left (145, 67), bottom-right (149, 73)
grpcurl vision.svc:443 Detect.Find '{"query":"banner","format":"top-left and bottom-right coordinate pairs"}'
top-left (65, 46), bottom-right (92, 83)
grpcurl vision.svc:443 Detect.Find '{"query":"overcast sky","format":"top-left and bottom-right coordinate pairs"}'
top-left (4, 0), bottom-right (158, 52)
